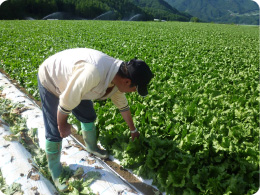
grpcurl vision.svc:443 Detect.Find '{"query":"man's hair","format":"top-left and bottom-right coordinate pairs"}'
top-left (118, 61), bottom-right (135, 87)
top-left (118, 62), bottom-right (128, 78)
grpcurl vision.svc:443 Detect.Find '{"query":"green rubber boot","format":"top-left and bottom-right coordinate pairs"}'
top-left (81, 122), bottom-right (108, 159)
top-left (45, 140), bottom-right (68, 192)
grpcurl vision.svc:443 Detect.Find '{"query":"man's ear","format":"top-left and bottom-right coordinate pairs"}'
top-left (124, 78), bottom-right (132, 86)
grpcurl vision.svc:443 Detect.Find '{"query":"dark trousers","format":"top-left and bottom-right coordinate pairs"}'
top-left (37, 76), bottom-right (96, 142)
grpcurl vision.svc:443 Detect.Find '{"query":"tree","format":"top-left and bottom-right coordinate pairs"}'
top-left (190, 17), bottom-right (199, 22)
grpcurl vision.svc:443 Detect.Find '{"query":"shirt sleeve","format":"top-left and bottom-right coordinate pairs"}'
top-left (110, 90), bottom-right (129, 112)
top-left (59, 62), bottom-right (100, 113)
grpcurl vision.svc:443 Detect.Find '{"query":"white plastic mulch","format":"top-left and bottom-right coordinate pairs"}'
top-left (0, 72), bottom-right (140, 195)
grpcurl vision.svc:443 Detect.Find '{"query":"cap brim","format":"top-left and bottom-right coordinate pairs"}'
top-left (137, 84), bottom-right (148, 97)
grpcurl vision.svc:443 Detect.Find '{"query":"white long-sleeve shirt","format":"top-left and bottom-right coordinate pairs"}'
top-left (38, 48), bottom-right (129, 113)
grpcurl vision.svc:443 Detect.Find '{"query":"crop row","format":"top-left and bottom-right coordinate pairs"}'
top-left (0, 20), bottom-right (259, 194)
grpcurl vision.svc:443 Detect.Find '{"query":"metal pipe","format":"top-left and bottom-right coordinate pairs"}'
top-left (69, 134), bottom-right (143, 195)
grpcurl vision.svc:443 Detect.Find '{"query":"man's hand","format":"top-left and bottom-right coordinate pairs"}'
top-left (131, 131), bottom-right (140, 141)
top-left (58, 123), bottom-right (71, 138)
top-left (57, 108), bottom-right (71, 138)
top-left (120, 109), bottom-right (140, 141)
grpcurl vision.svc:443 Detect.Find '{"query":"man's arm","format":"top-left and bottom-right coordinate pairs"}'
top-left (110, 90), bottom-right (140, 141)
top-left (120, 109), bottom-right (140, 141)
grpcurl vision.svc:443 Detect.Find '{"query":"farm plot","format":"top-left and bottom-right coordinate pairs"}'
top-left (0, 20), bottom-right (259, 194)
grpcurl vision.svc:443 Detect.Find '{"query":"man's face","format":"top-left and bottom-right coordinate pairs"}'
top-left (125, 85), bottom-right (137, 93)
top-left (118, 78), bottom-right (137, 93)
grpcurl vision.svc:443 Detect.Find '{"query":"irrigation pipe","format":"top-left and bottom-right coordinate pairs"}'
top-left (69, 134), bottom-right (143, 194)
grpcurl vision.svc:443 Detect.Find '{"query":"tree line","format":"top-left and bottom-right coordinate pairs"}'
top-left (0, 0), bottom-right (152, 20)
top-left (0, 0), bottom-right (191, 21)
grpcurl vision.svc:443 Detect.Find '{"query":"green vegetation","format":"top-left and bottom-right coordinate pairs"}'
top-left (0, 20), bottom-right (259, 194)
top-left (1, 169), bottom-right (23, 195)
top-left (130, 0), bottom-right (191, 21)
top-left (0, 0), bottom-right (150, 20)
top-left (0, 0), bottom-right (191, 21)
top-left (165, 0), bottom-right (259, 25)
top-left (0, 87), bottom-right (100, 194)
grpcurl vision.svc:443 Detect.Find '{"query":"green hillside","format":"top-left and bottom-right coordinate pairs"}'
top-left (164, 0), bottom-right (259, 24)
top-left (130, 0), bottom-right (192, 21)
top-left (0, 0), bottom-right (191, 21)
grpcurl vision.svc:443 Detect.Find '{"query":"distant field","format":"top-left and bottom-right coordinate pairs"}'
top-left (0, 20), bottom-right (259, 194)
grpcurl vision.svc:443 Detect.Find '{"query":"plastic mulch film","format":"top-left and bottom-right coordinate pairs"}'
top-left (0, 72), bottom-right (140, 195)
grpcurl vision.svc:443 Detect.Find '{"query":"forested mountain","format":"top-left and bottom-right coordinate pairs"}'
top-left (0, 0), bottom-right (191, 21)
top-left (130, 0), bottom-right (192, 21)
top-left (164, 0), bottom-right (259, 24)
top-left (0, 0), bottom-right (149, 20)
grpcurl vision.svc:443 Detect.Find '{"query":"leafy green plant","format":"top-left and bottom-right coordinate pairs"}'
top-left (61, 169), bottom-right (101, 195)
top-left (68, 114), bottom-right (82, 135)
top-left (4, 182), bottom-right (23, 195)
top-left (0, 21), bottom-right (259, 194)
top-left (0, 160), bottom-right (23, 195)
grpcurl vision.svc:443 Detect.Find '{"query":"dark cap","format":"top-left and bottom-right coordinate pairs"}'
top-left (126, 59), bottom-right (153, 97)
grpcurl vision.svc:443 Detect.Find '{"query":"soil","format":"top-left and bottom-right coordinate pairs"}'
top-left (0, 69), bottom-right (161, 195)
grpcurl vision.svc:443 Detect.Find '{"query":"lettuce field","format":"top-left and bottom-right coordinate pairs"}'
top-left (0, 20), bottom-right (259, 194)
